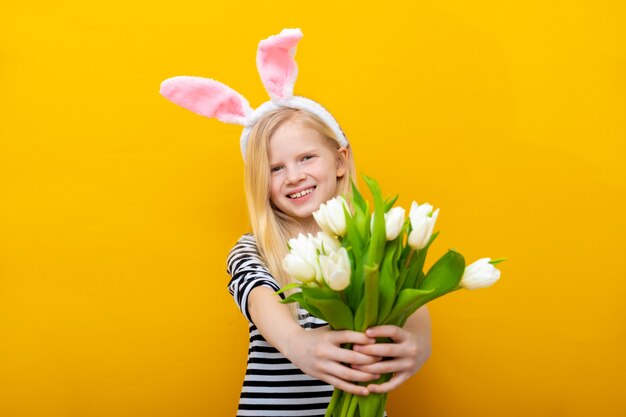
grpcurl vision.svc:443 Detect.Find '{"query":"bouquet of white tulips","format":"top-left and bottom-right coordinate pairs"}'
top-left (278, 176), bottom-right (504, 417)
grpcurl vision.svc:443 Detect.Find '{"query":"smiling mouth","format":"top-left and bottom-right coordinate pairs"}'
top-left (288, 186), bottom-right (316, 199)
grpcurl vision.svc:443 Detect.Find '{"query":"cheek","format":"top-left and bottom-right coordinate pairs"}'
top-left (269, 177), bottom-right (282, 203)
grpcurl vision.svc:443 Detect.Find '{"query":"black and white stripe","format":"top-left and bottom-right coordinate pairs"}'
top-left (227, 234), bottom-right (388, 417)
top-left (227, 234), bottom-right (334, 416)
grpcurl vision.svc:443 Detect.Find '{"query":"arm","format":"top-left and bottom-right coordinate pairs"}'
top-left (248, 286), bottom-right (382, 396)
top-left (351, 305), bottom-right (432, 393)
top-left (226, 235), bottom-right (381, 396)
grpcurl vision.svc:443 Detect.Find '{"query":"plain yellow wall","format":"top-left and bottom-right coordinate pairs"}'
top-left (1, 1), bottom-right (625, 416)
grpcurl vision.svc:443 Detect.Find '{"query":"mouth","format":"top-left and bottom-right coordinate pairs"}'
top-left (287, 186), bottom-right (316, 199)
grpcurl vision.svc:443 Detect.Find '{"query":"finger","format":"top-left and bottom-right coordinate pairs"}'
top-left (365, 325), bottom-right (408, 341)
top-left (323, 362), bottom-right (381, 383)
top-left (367, 371), bottom-right (410, 394)
top-left (352, 358), bottom-right (411, 375)
top-left (350, 353), bottom-right (384, 364)
top-left (352, 342), bottom-right (403, 358)
top-left (330, 330), bottom-right (377, 346)
top-left (330, 346), bottom-right (385, 365)
top-left (322, 375), bottom-right (370, 396)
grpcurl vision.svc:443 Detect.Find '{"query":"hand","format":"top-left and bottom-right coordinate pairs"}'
top-left (351, 325), bottom-right (431, 394)
top-left (283, 326), bottom-right (383, 396)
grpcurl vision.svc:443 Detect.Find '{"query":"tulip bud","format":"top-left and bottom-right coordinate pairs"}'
top-left (371, 206), bottom-right (405, 241)
top-left (286, 233), bottom-right (322, 284)
top-left (312, 196), bottom-right (349, 237)
top-left (309, 232), bottom-right (341, 255)
top-left (319, 247), bottom-right (351, 291)
top-left (282, 253), bottom-right (317, 284)
top-left (460, 258), bottom-right (501, 290)
top-left (408, 201), bottom-right (439, 249)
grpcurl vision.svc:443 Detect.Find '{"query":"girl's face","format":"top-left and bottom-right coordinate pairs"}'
top-left (268, 119), bottom-right (348, 230)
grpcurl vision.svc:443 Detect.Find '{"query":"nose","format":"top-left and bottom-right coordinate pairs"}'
top-left (285, 166), bottom-right (306, 184)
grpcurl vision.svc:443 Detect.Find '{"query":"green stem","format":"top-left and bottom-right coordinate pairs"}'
top-left (340, 393), bottom-right (353, 417)
top-left (325, 388), bottom-right (342, 417)
top-left (346, 394), bottom-right (358, 417)
top-left (379, 393), bottom-right (389, 417)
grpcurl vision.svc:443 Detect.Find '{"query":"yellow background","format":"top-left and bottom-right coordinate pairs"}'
top-left (1, 1), bottom-right (625, 416)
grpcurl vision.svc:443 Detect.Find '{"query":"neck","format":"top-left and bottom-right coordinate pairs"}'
top-left (294, 216), bottom-right (320, 236)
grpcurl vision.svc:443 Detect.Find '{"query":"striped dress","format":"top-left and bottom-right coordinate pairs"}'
top-left (227, 233), bottom-right (334, 416)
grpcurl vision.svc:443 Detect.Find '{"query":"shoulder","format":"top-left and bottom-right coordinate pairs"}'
top-left (226, 233), bottom-right (268, 274)
top-left (227, 233), bottom-right (259, 259)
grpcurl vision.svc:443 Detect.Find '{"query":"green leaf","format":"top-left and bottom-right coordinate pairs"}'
top-left (384, 194), bottom-right (399, 212)
top-left (304, 298), bottom-right (354, 330)
top-left (401, 230), bottom-right (440, 290)
top-left (378, 245), bottom-right (398, 322)
top-left (382, 288), bottom-right (434, 325)
top-left (302, 286), bottom-right (343, 301)
top-left (489, 258), bottom-right (507, 265)
top-left (281, 291), bottom-right (327, 321)
top-left (299, 286), bottom-right (347, 322)
top-left (360, 264), bottom-right (379, 331)
top-left (398, 224), bottom-right (413, 265)
top-left (280, 291), bottom-right (304, 305)
top-left (420, 249), bottom-right (466, 300)
top-left (353, 298), bottom-right (365, 331)
top-left (401, 249), bottom-right (422, 291)
top-left (350, 180), bottom-right (367, 213)
top-left (344, 209), bottom-right (364, 260)
top-left (363, 176), bottom-right (386, 266)
top-left (275, 282), bottom-right (302, 296)
top-left (395, 266), bottom-right (410, 294)
top-left (347, 261), bottom-right (365, 311)
top-left (293, 294), bottom-right (326, 321)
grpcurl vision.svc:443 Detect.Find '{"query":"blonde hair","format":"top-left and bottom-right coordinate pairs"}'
top-left (244, 108), bottom-right (356, 313)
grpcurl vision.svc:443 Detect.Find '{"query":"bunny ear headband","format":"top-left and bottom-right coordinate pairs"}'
top-left (159, 28), bottom-right (349, 158)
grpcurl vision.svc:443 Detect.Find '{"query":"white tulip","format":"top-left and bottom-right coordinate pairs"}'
top-left (286, 233), bottom-right (322, 284)
top-left (313, 196), bottom-right (349, 237)
top-left (308, 232), bottom-right (341, 255)
top-left (282, 253), bottom-right (317, 284)
top-left (288, 233), bottom-right (318, 256)
top-left (460, 258), bottom-right (501, 290)
top-left (371, 206), bottom-right (406, 241)
top-left (408, 201), bottom-right (439, 249)
top-left (319, 247), bottom-right (352, 291)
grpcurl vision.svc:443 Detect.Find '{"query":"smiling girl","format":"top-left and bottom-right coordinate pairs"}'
top-left (161, 28), bottom-right (432, 417)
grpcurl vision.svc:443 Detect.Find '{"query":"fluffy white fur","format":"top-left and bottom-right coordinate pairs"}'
top-left (160, 28), bottom-right (349, 159)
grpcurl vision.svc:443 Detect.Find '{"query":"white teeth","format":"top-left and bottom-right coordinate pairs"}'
top-left (289, 187), bottom-right (314, 199)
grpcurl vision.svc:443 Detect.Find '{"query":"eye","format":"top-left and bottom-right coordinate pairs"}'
top-left (302, 154), bottom-right (315, 162)
top-left (270, 165), bottom-right (283, 173)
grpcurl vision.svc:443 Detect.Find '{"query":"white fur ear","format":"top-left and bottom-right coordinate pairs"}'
top-left (160, 76), bottom-right (252, 125)
top-left (256, 28), bottom-right (303, 102)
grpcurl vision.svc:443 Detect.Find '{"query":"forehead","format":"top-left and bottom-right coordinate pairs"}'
top-left (268, 120), bottom-right (329, 161)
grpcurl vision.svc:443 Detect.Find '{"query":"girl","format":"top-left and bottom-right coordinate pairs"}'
top-left (161, 28), bottom-right (432, 417)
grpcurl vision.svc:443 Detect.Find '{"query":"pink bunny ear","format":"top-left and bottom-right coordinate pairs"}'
top-left (160, 76), bottom-right (252, 125)
top-left (256, 28), bottom-right (303, 102)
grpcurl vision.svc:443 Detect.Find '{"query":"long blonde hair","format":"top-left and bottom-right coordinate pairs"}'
top-left (244, 108), bottom-right (356, 300)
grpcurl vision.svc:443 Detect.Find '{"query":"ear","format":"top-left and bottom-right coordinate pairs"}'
top-left (160, 76), bottom-right (252, 125)
top-left (256, 28), bottom-right (303, 102)
top-left (336, 146), bottom-right (349, 178)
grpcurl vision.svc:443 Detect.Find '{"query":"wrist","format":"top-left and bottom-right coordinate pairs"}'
top-left (276, 324), bottom-right (306, 360)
